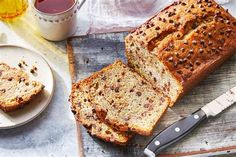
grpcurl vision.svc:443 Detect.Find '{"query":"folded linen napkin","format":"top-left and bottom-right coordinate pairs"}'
top-left (75, 0), bottom-right (233, 36)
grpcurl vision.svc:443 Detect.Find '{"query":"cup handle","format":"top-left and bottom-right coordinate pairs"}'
top-left (77, 0), bottom-right (86, 11)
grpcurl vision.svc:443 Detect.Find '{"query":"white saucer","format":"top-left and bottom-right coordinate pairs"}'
top-left (0, 45), bottom-right (54, 129)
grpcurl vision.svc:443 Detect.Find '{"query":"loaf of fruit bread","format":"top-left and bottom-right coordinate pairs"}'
top-left (0, 63), bottom-right (44, 112)
top-left (70, 60), bottom-right (169, 136)
top-left (70, 81), bottom-right (130, 145)
top-left (125, 0), bottom-right (236, 106)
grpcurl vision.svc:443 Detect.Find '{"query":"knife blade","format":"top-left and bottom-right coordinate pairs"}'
top-left (143, 86), bottom-right (236, 157)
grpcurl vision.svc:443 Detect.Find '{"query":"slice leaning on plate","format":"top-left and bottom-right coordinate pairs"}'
top-left (0, 63), bottom-right (44, 112)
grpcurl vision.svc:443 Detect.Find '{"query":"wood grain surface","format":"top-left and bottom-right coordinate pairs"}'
top-left (67, 39), bottom-right (85, 157)
top-left (67, 32), bottom-right (236, 157)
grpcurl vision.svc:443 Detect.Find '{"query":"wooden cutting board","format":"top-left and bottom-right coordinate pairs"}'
top-left (67, 32), bottom-right (236, 157)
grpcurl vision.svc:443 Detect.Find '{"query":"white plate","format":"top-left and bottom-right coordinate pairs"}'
top-left (0, 45), bottom-right (54, 129)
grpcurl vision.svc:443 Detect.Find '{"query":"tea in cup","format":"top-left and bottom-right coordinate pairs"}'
top-left (31, 0), bottom-right (85, 41)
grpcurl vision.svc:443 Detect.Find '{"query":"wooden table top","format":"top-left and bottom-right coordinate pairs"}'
top-left (68, 32), bottom-right (236, 157)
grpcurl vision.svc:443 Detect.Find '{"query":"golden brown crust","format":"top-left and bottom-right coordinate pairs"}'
top-left (86, 130), bottom-right (131, 146)
top-left (96, 104), bottom-right (168, 136)
top-left (126, 0), bottom-right (236, 97)
top-left (72, 60), bottom-right (124, 89)
top-left (0, 89), bottom-right (44, 112)
top-left (73, 114), bottom-right (130, 145)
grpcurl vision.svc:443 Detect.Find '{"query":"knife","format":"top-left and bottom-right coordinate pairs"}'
top-left (143, 86), bottom-right (236, 157)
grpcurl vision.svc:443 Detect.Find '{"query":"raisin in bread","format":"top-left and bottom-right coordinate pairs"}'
top-left (0, 63), bottom-right (44, 112)
top-left (70, 83), bottom-right (130, 145)
top-left (72, 60), bottom-right (169, 136)
top-left (125, 0), bottom-right (236, 106)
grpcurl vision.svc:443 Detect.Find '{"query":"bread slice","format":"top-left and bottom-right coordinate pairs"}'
top-left (125, 0), bottom-right (236, 106)
top-left (73, 60), bottom-right (169, 136)
top-left (0, 63), bottom-right (44, 112)
top-left (70, 83), bottom-right (130, 145)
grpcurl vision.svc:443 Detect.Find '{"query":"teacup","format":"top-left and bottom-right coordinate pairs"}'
top-left (31, 0), bottom-right (85, 41)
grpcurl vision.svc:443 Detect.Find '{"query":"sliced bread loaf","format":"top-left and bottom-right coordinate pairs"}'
top-left (0, 63), bottom-right (44, 112)
top-left (125, 0), bottom-right (236, 106)
top-left (70, 82), bottom-right (130, 145)
top-left (73, 60), bottom-right (169, 136)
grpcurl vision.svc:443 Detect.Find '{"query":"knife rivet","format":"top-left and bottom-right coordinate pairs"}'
top-left (194, 115), bottom-right (199, 119)
top-left (175, 127), bottom-right (180, 132)
top-left (154, 140), bottom-right (160, 146)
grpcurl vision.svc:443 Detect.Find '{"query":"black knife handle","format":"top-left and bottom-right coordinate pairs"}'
top-left (144, 109), bottom-right (207, 157)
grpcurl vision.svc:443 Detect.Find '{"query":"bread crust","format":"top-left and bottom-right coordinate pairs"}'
top-left (73, 112), bottom-right (131, 145)
top-left (0, 89), bottom-right (44, 112)
top-left (95, 104), bottom-right (168, 136)
top-left (125, 0), bottom-right (236, 106)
